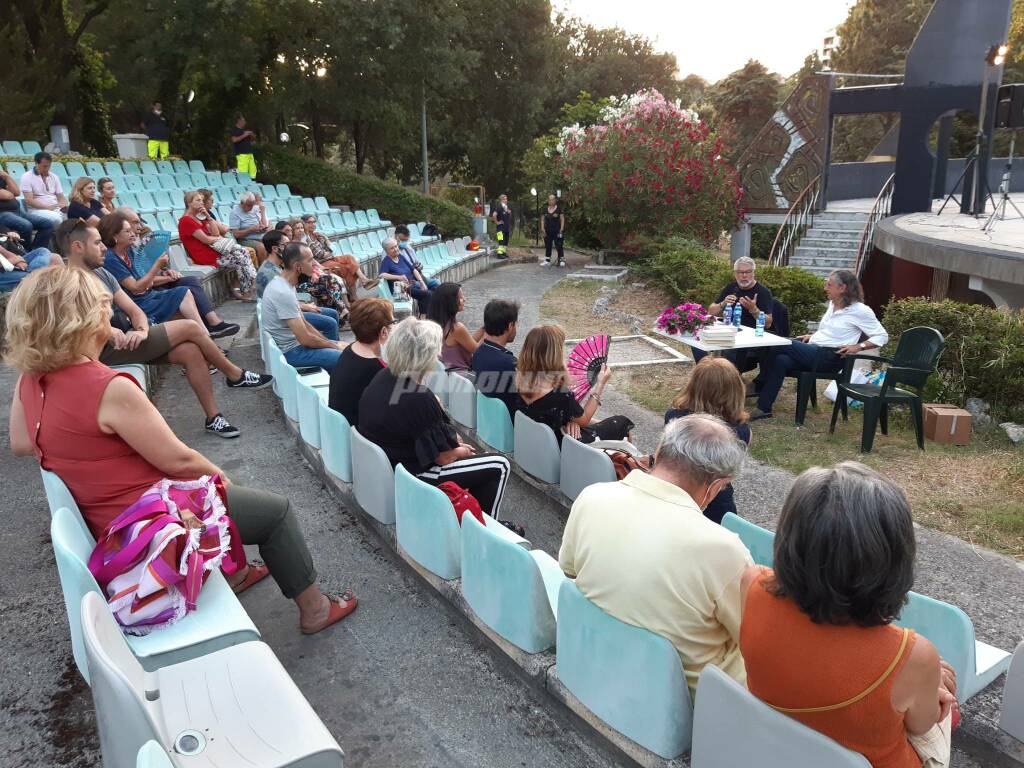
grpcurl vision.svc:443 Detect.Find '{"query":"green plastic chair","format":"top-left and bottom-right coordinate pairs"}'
top-left (830, 327), bottom-right (944, 452)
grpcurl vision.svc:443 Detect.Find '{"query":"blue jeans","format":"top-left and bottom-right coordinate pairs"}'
top-left (756, 341), bottom-right (843, 413)
top-left (0, 248), bottom-right (55, 291)
top-left (284, 345), bottom-right (342, 371)
top-left (163, 275), bottom-right (215, 320)
top-left (304, 308), bottom-right (339, 340)
top-left (0, 211), bottom-right (54, 251)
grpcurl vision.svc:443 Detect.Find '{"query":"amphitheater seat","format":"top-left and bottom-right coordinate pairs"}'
top-left (156, 160), bottom-right (174, 175)
top-left (124, 175), bottom-right (146, 192)
top-left (151, 190), bottom-right (174, 213)
top-left (3, 140), bottom-right (25, 155)
top-left (341, 210), bottom-right (358, 231)
top-left (314, 196), bottom-right (331, 214)
top-left (690, 665), bottom-right (871, 768)
top-left (319, 403), bottom-right (353, 483)
top-left (103, 161), bottom-right (123, 176)
top-left (86, 161), bottom-right (105, 177)
top-left (559, 434), bottom-right (616, 502)
top-left (461, 513), bottom-right (561, 654)
top-left (721, 513), bottom-right (774, 568)
top-left (376, 279), bottom-right (413, 315)
top-left (52, 507), bottom-right (260, 684)
top-left (81, 592), bottom-right (343, 768)
top-left (66, 160), bottom-right (87, 178)
top-left (395, 465), bottom-right (463, 580)
top-left (285, 198), bottom-right (302, 216)
top-left (170, 159), bottom-right (188, 173)
top-left (168, 243), bottom-right (215, 277)
top-left (1001, 642), bottom-right (1024, 744)
top-left (302, 198), bottom-right (318, 215)
top-left (4, 160), bottom-right (27, 177)
top-left (295, 378), bottom-right (324, 449)
top-left (447, 372), bottom-right (477, 429)
top-left (190, 172), bottom-right (207, 188)
top-left (514, 411), bottom-right (561, 484)
top-left (276, 183), bottom-right (297, 200)
top-left (476, 390), bottom-right (514, 452)
top-left (278, 357), bottom-right (300, 422)
top-left (140, 160), bottom-right (158, 175)
top-left (122, 160), bottom-right (141, 175)
top-left (354, 209), bottom-right (370, 228)
top-left (150, 173), bottom-right (170, 191)
top-left (21, 140), bottom-right (42, 155)
top-left (367, 208), bottom-right (391, 226)
top-left (328, 211), bottom-right (347, 234)
top-left (156, 211), bottom-right (177, 232)
top-left (556, 580), bottom-right (692, 759)
top-left (204, 171), bottom-right (221, 187)
top-left (174, 171), bottom-right (192, 189)
top-left (350, 427), bottom-right (396, 524)
top-left (424, 360), bottom-right (449, 408)
top-left (188, 159), bottom-right (205, 173)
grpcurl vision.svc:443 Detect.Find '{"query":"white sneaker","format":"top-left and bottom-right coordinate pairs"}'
top-left (542, 260), bottom-right (551, 268)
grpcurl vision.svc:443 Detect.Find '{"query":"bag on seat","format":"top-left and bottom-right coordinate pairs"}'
top-left (437, 481), bottom-right (484, 526)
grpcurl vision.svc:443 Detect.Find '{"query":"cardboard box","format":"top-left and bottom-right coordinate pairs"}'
top-left (923, 404), bottom-right (972, 445)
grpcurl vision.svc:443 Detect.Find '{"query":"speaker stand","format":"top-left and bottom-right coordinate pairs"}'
top-left (983, 130), bottom-right (1022, 231)
top-left (937, 147), bottom-right (996, 217)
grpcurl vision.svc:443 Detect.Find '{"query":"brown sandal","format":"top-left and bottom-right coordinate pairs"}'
top-left (300, 588), bottom-right (358, 634)
top-left (231, 561), bottom-right (270, 594)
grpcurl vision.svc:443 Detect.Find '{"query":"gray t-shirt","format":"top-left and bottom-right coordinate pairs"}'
top-left (229, 205), bottom-right (261, 233)
top-left (262, 274), bottom-right (302, 353)
top-left (93, 266), bottom-right (121, 295)
top-left (256, 259), bottom-right (281, 298)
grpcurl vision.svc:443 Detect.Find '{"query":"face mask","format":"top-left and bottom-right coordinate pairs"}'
top-left (698, 479), bottom-right (724, 510)
top-left (154, 109), bottom-right (162, 116)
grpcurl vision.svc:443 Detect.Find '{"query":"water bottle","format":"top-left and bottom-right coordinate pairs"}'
top-left (722, 303), bottom-right (733, 325)
top-left (732, 302), bottom-right (742, 327)
top-left (755, 311), bottom-right (766, 337)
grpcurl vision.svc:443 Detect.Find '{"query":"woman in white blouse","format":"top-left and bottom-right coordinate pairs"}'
top-left (750, 269), bottom-right (888, 420)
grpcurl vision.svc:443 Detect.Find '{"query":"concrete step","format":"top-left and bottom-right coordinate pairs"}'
top-left (809, 218), bottom-right (864, 231)
top-left (815, 211), bottom-right (870, 223)
top-left (801, 237), bottom-right (860, 250)
top-left (804, 226), bottom-right (865, 241)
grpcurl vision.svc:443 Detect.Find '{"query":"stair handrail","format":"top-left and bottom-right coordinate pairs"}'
top-left (768, 175), bottom-right (822, 267)
top-left (853, 173), bottom-right (896, 279)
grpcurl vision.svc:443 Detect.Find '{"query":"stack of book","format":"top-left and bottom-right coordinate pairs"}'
top-left (700, 325), bottom-right (739, 346)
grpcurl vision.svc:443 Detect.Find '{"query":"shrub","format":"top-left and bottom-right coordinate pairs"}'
top-left (882, 298), bottom-right (1024, 420)
top-left (749, 224), bottom-right (779, 261)
top-left (640, 237), bottom-right (825, 333)
top-left (257, 146), bottom-right (473, 237)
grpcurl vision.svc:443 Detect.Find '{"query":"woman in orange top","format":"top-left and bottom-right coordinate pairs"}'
top-left (739, 462), bottom-right (955, 768)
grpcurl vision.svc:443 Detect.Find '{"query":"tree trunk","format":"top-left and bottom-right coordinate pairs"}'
top-left (353, 120), bottom-right (368, 174)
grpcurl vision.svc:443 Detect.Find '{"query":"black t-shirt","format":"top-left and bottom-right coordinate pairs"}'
top-left (0, 176), bottom-right (19, 213)
top-left (516, 388), bottom-right (584, 445)
top-left (67, 199), bottom-right (104, 222)
top-left (715, 281), bottom-right (773, 328)
top-left (231, 126), bottom-right (253, 155)
top-left (143, 111), bottom-right (171, 140)
top-left (542, 204), bottom-right (564, 233)
top-left (492, 201), bottom-right (512, 229)
top-left (358, 368), bottom-right (458, 474)
top-left (328, 346), bottom-right (385, 428)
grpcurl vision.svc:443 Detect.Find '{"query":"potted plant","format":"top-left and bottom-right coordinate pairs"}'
top-left (656, 302), bottom-right (714, 338)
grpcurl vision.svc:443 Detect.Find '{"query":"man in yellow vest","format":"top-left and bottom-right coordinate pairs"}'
top-left (491, 194), bottom-right (512, 259)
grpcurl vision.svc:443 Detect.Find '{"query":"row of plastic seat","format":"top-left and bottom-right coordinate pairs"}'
top-left (0, 158), bottom-right (235, 183)
top-left (2, 139), bottom-right (44, 156)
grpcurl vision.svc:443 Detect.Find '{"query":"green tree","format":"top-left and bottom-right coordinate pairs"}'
top-left (679, 74), bottom-right (708, 109)
top-left (707, 60), bottom-right (781, 159)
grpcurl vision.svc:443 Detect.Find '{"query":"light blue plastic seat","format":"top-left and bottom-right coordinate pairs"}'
top-left (329, 211), bottom-right (346, 234)
top-left (356, 233), bottom-right (373, 255)
top-left (118, 191), bottom-right (139, 210)
top-left (278, 357), bottom-right (300, 421)
top-left (1001, 642), bottom-right (1024, 743)
top-left (557, 580), bottom-right (692, 758)
top-left (148, 173), bottom-right (169, 191)
top-left (122, 160), bottom-right (141, 175)
top-left (350, 427), bottom-right (396, 524)
top-left (447, 372), bottom-right (477, 429)
top-left (514, 411), bottom-right (561, 483)
top-left (51, 506), bottom-right (260, 683)
top-left (476, 390), bottom-right (514, 452)
top-left (301, 197), bottom-right (318, 215)
top-left (319, 403), bottom-right (353, 483)
top-left (150, 190), bottom-right (174, 213)
top-left (173, 171), bottom-right (192, 189)
top-left (133, 190), bottom-right (155, 214)
top-left (124, 175), bottom-right (146, 193)
top-left (5, 160), bottom-right (27, 177)
top-left (690, 665), bottom-right (871, 768)
top-left (558, 434), bottom-right (616, 501)
top-left (366, 230), bottom-right (382, 251)
top-left (721, 512), bottom-right (774, 567)
top-left (288, 198), bottom-right (304, 216)
top-left (189, 172), bottom-right (207, 188)
top-left (341, 210), bottom-right (358, 231)
top-left (3, 140), bottom-right (25, 155)
top-left (424, 360), bottom-right (449, 408)
top-left (461, 513), bottom-right (562, 654)
top-left (395, 465), bottom-right (463, 580)
top-left (103, 161), bottom-right (124, 176)
top-left (275, 183), bottom-right (294, 199)
top-left (136, 741), bottom-right (174, 767)
top-left (368, 208), bottom-right (391, 226)
top-left (376, 279), bottom-right (413, 315)
top-left (66, 160), bottom-right (87, 178)
top-left (171, 159), bottom-right (189, 173)
top-left (140, 160), bottom-right (159, 175)
top-left (40, 468), bottom-right (88, 536)
top-left (354, 209), bottom-right (370, 228)
top-left (295, 378), bottom-right (324, 449)
top-left (187, 159), bottom-right (205, 173)
top-left (204, 171), bottom-right (221, 187)
top-left (156, 211), bottom-right (177, 232)
top-left (314, 196), bottom-right (330, 214)
top-left (156, 160), bottom-right (174, 175)
top-left (86, 161), bottom-right (105, 177)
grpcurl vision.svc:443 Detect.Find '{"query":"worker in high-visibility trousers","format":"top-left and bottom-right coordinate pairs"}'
top-left (491, 193), bottom-right (512, 259)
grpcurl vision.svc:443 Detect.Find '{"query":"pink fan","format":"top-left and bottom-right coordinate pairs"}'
top-left (567, 335), bottom-right (610, 402)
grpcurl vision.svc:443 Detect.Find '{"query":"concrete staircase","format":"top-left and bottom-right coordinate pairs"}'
top-left (789, 211), bottom-right (868, 277)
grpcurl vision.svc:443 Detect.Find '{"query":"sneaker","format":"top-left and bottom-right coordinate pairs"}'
top-left (748, 407), bottom-right (773, 421)
top-left (208, 322), bottom-right (240, 339)
top-left (542, 260), bottom-right (551, 268)
top-left (558, 259), bottom-right (566, 268)
top-left (205, 414), bottom-right (240, 438)
top-left (226, 370), bottom-right (273, 389)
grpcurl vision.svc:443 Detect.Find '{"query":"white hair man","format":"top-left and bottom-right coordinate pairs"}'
top-left (559, 413), bottom-right (752, 697)
top-left (229, 191), bottom-right (269, 263)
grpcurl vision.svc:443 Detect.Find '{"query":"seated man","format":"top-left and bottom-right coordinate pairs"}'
top-left (20, 152), bottom-right (67, 228)
top-left (0, 232), bottom-right (62, 291)
top-left (750, 269), bottom-right (888, 420)
top-left (257, 230), bottom-right (340, 339)
top-left (0, 167), bottom-right (54, 250)
top-left (57, 220), bottom-right (272, 438)
top-left (262, 242), bottom-right (346, 371)
top-left (470, 299), bottom-right (520, 416)
top-left (559, 413), bottom-right (752, 696)
top-left (229, 192), bottom-right (269, 263)
top-left (394, 224), bottom-right (439, 288)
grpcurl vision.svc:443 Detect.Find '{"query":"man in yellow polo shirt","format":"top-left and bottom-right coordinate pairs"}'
top-left (231, 115), bottom-right (257, 179)
top-left (559, 413), bottom-right (753, 697)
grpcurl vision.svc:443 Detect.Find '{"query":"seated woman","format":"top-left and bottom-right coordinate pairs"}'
top-left (6, 267), bottom-right (356, 634)
top-left (99, 211), bottom-right (209, 329)
top-left (359, 317), bottom-right (510, 518)
top-left (426, 282), bottom-right (484, 372)
top-left (97, 177), bottom-right (118, 216)
top-left (289, 218), bottom-right (348, 318)
top-left (740, 462), bottom-right (955, 768)
top-left (0, 234), bottom-right (61, 291)
top-left (328, 298), bottom-right (393, 427)
top-left (665, 357), bottom-right (750, 524)
top-left (302, 213), bottom-right (377, 300)
top-left (379, 237), bottom-right (432, 316)
top-left (177, 190), bottom-right (258, 301)
top-left (516, 323), bottom-right (634, 445)
top-left (66, 177), bottom-right (105, 227)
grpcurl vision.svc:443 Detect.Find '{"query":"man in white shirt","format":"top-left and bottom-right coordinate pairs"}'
top-left (559, 413), bottom-right (752, 697)
top-left (751, 269), bottom-right (888, 419)
top-left (20, 152), bottom-right (68, 227)
top-left (229, 192), bottom-right (269, 263)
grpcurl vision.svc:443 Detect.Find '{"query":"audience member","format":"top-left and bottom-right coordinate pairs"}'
top-left (20, 152), bottom-right (67, 227)
top-left (751, 269), bottom-right (887, 420)
top-left (257, 230), bottom-right (341, 338)
top-left (393, 224), bottom-right (438, 288)
top-left (231, 115), bottom-right (257, 179)
top-left (328, 298), bottom-right (394, 427)
top-left (275, 219), bottom-right (293, 238)
top-left (229, 192), bottom-right (269, 263)
top-left (0, 232), bottom-right (62, 291)
top-left (262, 242), bottom-right (345, 370)
top-left (427, 282), bottom-right (483, 372)
top-left (359, 318), bottom-right (511, 517)
top-left (142, 101), bottom-right (171, 159)
top-left (66, 177), bottom-right (105, 227)
top-left (308, 215), bottom-right (377, 299)
top-left (0, 167), bottom-right (53, 250)
top-left (471, 299), bottom-right (520, 416)
top-left (740, 462), bottom-right (954, 768)
top-left (698, 256), bottom-right (774, 379)
top-left (379, 237), bottom-right (432, 315)
top-left (97, 177), bottom-right (118, 216)
top-left (516, 323), bottom-right (633, 445)
top-left (559, 413), bottom-right (751, 696)
top-left (6, 266), bottom-right (356, 633)
top-left (665, 358), bottom-right (750, 524)
top-left (58, 220), bottom-right (271, 438)
top-left (178, 190), bottom-right (257, 300)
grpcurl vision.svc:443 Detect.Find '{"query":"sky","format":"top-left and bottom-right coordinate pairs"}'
top-left (555, 0), bottom-right (856, 83)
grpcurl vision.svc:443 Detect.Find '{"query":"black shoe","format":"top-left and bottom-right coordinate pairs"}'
top-left (226, 370), bottom-right (273, 389)
top-left (205, 413), bottom-right (240, 438)
top-left (748, 407), bottom-right (773, 421)
top-left (499, 519), bottom-right (526, 537)
top-left (209, 322), bottom-right (240, 339)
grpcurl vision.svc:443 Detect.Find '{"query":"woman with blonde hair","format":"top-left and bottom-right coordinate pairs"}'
top-left (516, 323), bottom-right (633, 445)
top-left (665, 356), bottom-right (750, 523)
top-left (67, 177), bottom-right (105, 227)
top-left (6, 266), bottom-right (357, 633)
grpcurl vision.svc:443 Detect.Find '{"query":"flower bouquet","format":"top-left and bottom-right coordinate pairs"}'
top-left (656, 302), bottom-right (714, 338)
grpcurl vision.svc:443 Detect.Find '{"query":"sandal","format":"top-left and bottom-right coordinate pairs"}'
top-left (231, 561), bottom-right (270, 594)
top-left (361, 278), bottom-right (380, 290)
top-left (499, 520), bottom-right (526, 537)
top-left (300, 588), bottom-right (358, 634)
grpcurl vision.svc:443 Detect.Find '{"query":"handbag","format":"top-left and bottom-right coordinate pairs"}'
top-left (437, 481), bottom-right (485, 526)
top-left (603, 450), bottom-right (653, 481)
